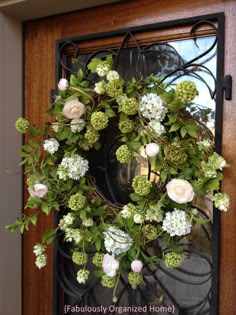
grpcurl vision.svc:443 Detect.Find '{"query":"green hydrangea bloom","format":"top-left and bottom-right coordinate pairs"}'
top-left (142, 224), bottom-right (158, 240)
top-left (118, 96), bottom-right (138, 115)
top-left (164, 252), bottom-right (183, 268)
top-left (84, 128), bottom-right (99, 144)
top-left (68, 193), bottom-right (86, 210)
top-left (106, 79), bottom-right (123, 98)
top-left (92, 252), bottom-right (105, 267)
top-left (118, 118), bottom-right (135, 133)
top-left (101, 275), bottom-right (116, 288)
top-left (72, 252), bottom-right (88, 265)
top-left (76, 269), bottom-right (90, 284)
top-left (132, 175), bottom-right (152, 196)
top-left (128, 271), bottom-right (143, 288)
top-left (115, 145), bottom-right (132, 163)
top-left (175, 80), bottom-right (198, 104)
top-left (15, 118), bottom-right (30, 133)
top-left (91, 112), bottom-right (109, 130)
top-left (164, 144), bottom-right (187, 165)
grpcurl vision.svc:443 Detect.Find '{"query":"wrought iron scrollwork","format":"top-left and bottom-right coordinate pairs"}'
top-left (54, 14), bottom-right (224, 315)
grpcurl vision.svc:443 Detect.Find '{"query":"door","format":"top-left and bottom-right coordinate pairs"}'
top-left (23, 1), bottom-right (236, 314)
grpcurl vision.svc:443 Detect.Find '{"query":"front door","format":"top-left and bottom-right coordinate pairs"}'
top-left (23, 1), bottom-right (236, 314)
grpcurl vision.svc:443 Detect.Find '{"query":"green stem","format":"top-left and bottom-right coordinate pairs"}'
top-left (69, 86), bottom-right (94, 106)
top-left (112, 261), bottom-right (122, 303)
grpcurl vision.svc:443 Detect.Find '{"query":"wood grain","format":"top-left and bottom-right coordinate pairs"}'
top-left (23, 0), bottom-right (236, 314)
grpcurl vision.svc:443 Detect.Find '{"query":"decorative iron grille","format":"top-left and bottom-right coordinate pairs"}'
top-left (54, 13), bottom-right (225, 315)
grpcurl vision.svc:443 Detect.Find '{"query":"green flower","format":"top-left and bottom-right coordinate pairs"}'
top-left (68, 193), bottom-right (86, 210)
top-left (91, 112), bottom-right (109, 130)
top-left (76, 269), bottom-right (90, 284)
top-left (72, 252), bottom-right (88, 265)
top-left (164, 252), bottom-right (183, 268)
top-left (132, 175), bottom-right (152, 196)
top-left (118, 118), bottom-right (135, 133)
top-left (142, 224), bottom-right (158, 240)
top-left (92, 252), bottom-right (105, 267)
top-left (164, 144), bottom-right (187, 165)
top-left (118, 96), bottom-right (138, 115)
top-left (115, 145), bottom-right (132, 163)
top-left (15, 118), bottom-right (30, 133)
top-left (175, 80), bottom-right (198, 104)
top-left (128, 272), bottom-right (143, 288)
top-left (211, 192), bottom-right (229, 212)
top-left (84, 128), bottom-right (99, 144)
top-left (101, 274), bottom-right (116, 288)
top-left (106, 79), bottom-right (123, 98)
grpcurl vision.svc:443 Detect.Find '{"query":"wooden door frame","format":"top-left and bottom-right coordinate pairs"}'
top-left (23, 1), bottom-right (236, 314)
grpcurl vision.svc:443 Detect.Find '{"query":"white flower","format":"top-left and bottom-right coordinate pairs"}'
top-left (106, 70), bottom-right (119, 81)
top-left (133, 213), bottom-right (145, 224)
top-left (145, 204), bottom-right (163, 222)
top-left (197, 140), bottom-right (212, 151)
top-left (166, 179), bottom-right (194, 204)
top-left (96, 64), bottom-right (110, 77)
top-left (76, 269), bottom-right (89, 284)
top-left (52, 122), bottom-right (60, 133)
top-left (211, 193), bottom-right (230, 212)
top-left (63, 98), bottom-right (85, 119)
top-left (121, 203), bottom-right (136, 219)
top-left (94, 80), bottom-right (106, 94)
top-left (65, 228), bottom-right (82, 244)
top-left (57, 154), bottom-right (89, 181)
top-left (59, 213), bottom-right (75, 230)
top-left (70, 118), bottom-right (86, 133)
top-left (102, 254), bottom-right (120, 277)
top-left (131, 260), bottom-right (143, 272)
top-left (162, 209), bottom-right (192, 237)
top-left (148, 120), bottom-right (165, 137)
top-left (33, 244), bottom-right (46, 256)
top-left (35, 254), bottom-right (47, 269)
top-left (82, 218), bottom-right (94, 227)
top-left (58, 78), bottom-right (69, 91)
top-left (140, 93), bottom-right (167, 121)
top-left (28, 183), bottom-right (48, 198)
top-left (145, 143), bottom-right (160, 157)
top-left (43, 138), bottom-right (59, 154)
top-left (103, 227), bottom-right (133, 256)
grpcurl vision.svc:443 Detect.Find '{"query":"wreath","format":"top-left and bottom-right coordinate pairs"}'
top-left (7, 55), bottom-right (229, 300)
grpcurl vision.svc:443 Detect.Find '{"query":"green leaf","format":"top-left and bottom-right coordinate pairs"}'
top-left (30, 215), bottom-right (38, 226)
top-left (5, 224), bottom-right (18, 232)
top-left (180, 127), bottom-right (188, 138)
top-left (41, 204), bottom-right (52, 215)
top-left (77, 69), bottom-right (84, 81)
top-left (42, 229), bottom-right (57, 244)
top-left (160, 169), bottom-right (168, 182)
top-left (87, 57), bottom-right (102, 73)
top-left (169, 123), bottom-right (180, 132)
top-left (105, 108), bottom-right (116, 118)
top-left (95, 238), bottom-right (101, 251)
top-left (29, 126), bottom-right (41, 137)
top-left (129, 193), bottom-right (143, 202)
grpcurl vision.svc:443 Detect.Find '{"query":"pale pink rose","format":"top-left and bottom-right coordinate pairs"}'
top-left (58, 78), bottom-right (69, 91)
top-left (131, 260), bottom-right (143, 272)
top-left (62, 99), bottom-right (85, 119)
top-left (145, 143), bottom-right (160, 157)
top-left (102, 254), bottom-right (119, 278)
top-left (166, 179), bottom-right (194, 204)
top-left (28, 184), bottom-right (48, 198)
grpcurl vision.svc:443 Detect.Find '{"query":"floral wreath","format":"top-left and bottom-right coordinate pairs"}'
top-left (7, 55), bottom-right (229, 301)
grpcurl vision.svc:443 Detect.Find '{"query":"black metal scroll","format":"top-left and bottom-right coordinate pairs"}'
top-left (54, 13), bottom-right (225, 315)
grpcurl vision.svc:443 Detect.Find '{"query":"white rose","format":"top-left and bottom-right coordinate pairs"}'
top-left (58, 78), bottom-right (68, 91)
top-left (131, 260), bottom-right (143, 272)
top-left (28, 184), bottom-right (48, 198)
top-left (102, 254), bottom-right (119, 278)
top-left (166, 179), bottom-right (194, 204)
top-left (145, 143), bottom-right (160, 157)
top-left (63, 98), bottom-right (85, 119)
